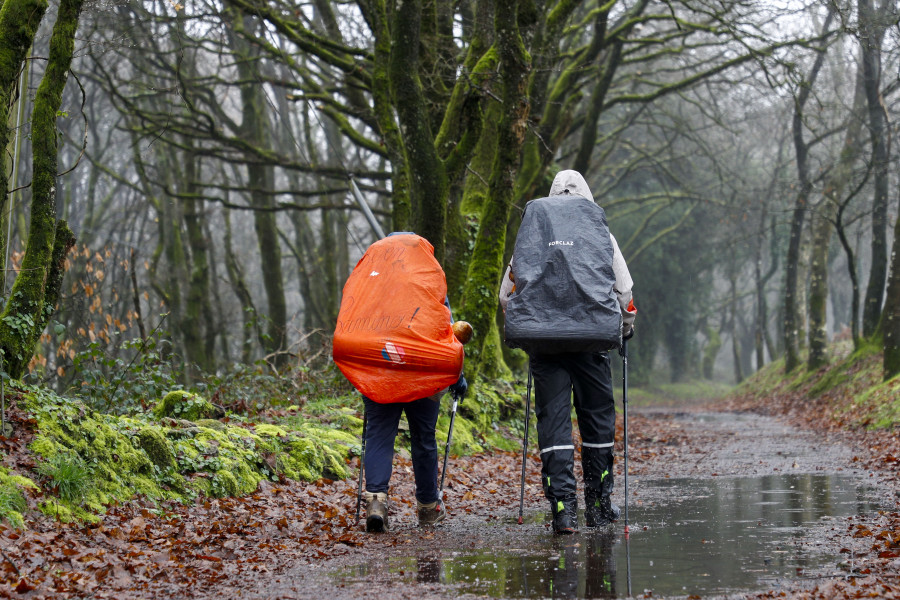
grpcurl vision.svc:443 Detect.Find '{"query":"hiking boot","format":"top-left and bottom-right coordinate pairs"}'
top-left (417, 498), bottom-right (447, 526)
top-left (364, 491), bottom-right (389, 532)
top-left (584, 493), bottom-right (620, 528)
top-left (551, 497), bottom-right (578, 535)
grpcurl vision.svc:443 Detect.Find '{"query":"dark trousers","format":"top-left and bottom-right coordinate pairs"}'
top-left (531, 351), bottom-right (616, 502)
top-left (363, 395), bottom-right (441, 504)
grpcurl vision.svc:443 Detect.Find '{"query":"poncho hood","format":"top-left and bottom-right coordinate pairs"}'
top-left (549, 170), bottom-right (594, 203)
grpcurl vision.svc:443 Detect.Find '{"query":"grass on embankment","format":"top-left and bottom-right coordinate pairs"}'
top-left (625, 379), bottom-right (734, 407)
top-left (732, 339), bottom-right (900, 430)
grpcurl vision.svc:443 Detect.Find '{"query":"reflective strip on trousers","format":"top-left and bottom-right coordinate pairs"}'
top-left (540, 444), bottom-right (575, 455)
top-left (582, 442), bottom-right (614, 449)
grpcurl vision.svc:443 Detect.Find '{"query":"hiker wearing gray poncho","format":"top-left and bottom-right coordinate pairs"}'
top-left (500, 170), bottom-right (637, 534)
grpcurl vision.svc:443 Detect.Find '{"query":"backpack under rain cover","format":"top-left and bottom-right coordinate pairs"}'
top-left (504, 195), bottom-right (622, 354)
top-left (332, 234), bottom-right (463, 403)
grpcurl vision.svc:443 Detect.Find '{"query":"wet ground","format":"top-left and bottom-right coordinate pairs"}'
top-left (230, 409), bottom-right (895, 600)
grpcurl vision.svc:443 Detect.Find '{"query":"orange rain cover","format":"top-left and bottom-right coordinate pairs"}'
top-left (332, 234), bottom-right (464, 403)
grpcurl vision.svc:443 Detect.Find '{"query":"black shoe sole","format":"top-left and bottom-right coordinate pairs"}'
top-left (366, 516), bottom-right (386, 532)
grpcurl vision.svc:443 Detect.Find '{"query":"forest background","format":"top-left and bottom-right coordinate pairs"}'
top-left (0, 0), bottom-right (898, 494)
top-left (1, 1), bottom-right (900, 594)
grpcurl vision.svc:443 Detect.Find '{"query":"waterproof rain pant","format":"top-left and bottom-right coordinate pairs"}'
top-left (363, 395), bottom-right (441, 505)
top-left (531, 351), bottom-right (616, 503)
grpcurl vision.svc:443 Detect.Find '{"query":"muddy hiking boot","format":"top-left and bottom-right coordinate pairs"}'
top-left (584, 492), bottom-right (620, 528)
top-left (417, 498), bottom-right (447, 526)
top-left (551, 497), bottom-right (578, 534)
top-left (364, 491), bottom-right (389, 532)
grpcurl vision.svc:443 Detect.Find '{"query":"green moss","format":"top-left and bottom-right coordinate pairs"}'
top-left (154, 390), bottom-right (217, 421)
top-left (0, 468), bottom-right (37, 490)
top-left (279, 436), bottom-right (348, 481)
top-left (808, 362), bottom-right (853, 397)
top-left (438, 413), bottom-right (482, 454)
top-left (327, 411), bottom-right (363, 433)
top-left (11, 384), bottom-right (373, 524)
top-left (0, 468), bottom-right (34, 529)
top-left (857, 375), bottom-right (900, 429)
top-left (280, 438), bottom-right (318, 481)
top-left (254, 423), bottom-right (289, 438)
top-left (188, 475), bottom-right (212, 496)
top-left (136, 427), bottom-right (175, 469)
top-left (297, 423), bottom-right (357, 446)
top-left (211, 461), bottom-right (261, 497)
top-left (38, 499), bottom-right (75, 523)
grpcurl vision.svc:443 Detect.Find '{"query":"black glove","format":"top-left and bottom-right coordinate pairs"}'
top-left (450, 373), bottom-right (468, 398)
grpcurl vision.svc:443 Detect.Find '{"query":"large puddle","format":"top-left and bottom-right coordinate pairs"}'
top-left (342, 473), bottom-right (883, 598)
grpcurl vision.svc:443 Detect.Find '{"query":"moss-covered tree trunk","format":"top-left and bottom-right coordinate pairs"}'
top-left (461, 0), bottom-right (530, 379)
top-left (181, 144), bottom-right (215, 377)
top-left (783, 13), bottom-right (831, 373)
top-left (388, 0), bottom-right (449, 260)
top-left (726, 266), bottom-right (743, 384)
top-left (883, 215), bottom-right (900, 379)
top-left (859, 0), bottom-right (890, 339)
top-left (806, 209), bottom-right (833, 371)
top-left (0, 0), bottom-right (48, 253)
top-left (368, 7), bottom-right (411, 232)
top-left (808, 68), bottom-right (866, 370)
top-left (0, 0), bottom-right (82, 379)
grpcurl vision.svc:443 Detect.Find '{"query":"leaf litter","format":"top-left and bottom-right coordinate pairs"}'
top-left (0, 388), bottom-right (897, 598)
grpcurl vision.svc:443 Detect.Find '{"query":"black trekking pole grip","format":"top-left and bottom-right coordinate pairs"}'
top-left (622, 339), bottom-right (629, 537)
top-left (440, 389), bottom-right (460, 494)
top-left (517, 365), bottom-right (532, 525)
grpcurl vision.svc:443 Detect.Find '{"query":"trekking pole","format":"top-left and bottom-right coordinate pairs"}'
top-left (621, 339), bottom-right (630, 538)
top-left (354, 405), bottom-right (368, 525)
top-left (439, 389), bottom-right (461, 494)
top-left (517, 363), bottom-right (532, 525)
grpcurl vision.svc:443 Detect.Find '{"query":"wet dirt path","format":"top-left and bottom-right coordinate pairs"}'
top-left (218, 408), bottom-right (895, 600)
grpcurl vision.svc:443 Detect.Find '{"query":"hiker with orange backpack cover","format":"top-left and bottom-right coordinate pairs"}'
top-left (333, 232), bottom-right (468, 532)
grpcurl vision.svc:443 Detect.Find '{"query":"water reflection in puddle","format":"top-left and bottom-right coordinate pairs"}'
top-left (344, 474), bottom-right (882, 598)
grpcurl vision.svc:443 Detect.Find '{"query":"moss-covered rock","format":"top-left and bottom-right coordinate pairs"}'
top-left (278, 436), bottom-right (348, 481)
top-left (154, 391), bottom-right (220, 421)
top-left (37, 498), bottom-right (99, 524)
top-left (136, 427), bottom-right (175, 469)
top-left (196, 419), bottom-right (227, 431)
top-left (254, 423), bottom-right (289, 438)
top-left (13, 385), bottom-right (363, 523)
top-left (0, 468), bottom-right (36, 529)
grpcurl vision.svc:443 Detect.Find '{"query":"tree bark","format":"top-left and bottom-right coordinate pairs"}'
top-left (0, 0), bottom-right (47, 254)
top-left (730, 272), bottom-right (744, 384)
top-left (808, 66), bottom-right (867, 369)
top-left (859, 0), bottom-right (890, 338)
top-left (783, 11), bottom-right (833, 372)
top-left (182, 146), bottom-right (215, 377)
top-left (0, 0), bottom-right (82, 379)
top-left (461, 0), bottom-right (531, 379)
top-left (233, 13), bottom-right (288, 365)
top-left (806, 207), bottom-right (833, 370)
top-left (222, 209), bottom-right (258, 364)
top-left (389, 0), bottom-right (449, 260)
top-left (883, 212), bottom-right (900, 378)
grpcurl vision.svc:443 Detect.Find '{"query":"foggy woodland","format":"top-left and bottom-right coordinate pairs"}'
top-left (1, 0), bottom-right (900, 396)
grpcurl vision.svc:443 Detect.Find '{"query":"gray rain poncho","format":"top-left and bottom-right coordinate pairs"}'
top-left (501, 170), bottom-right (635, 354)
